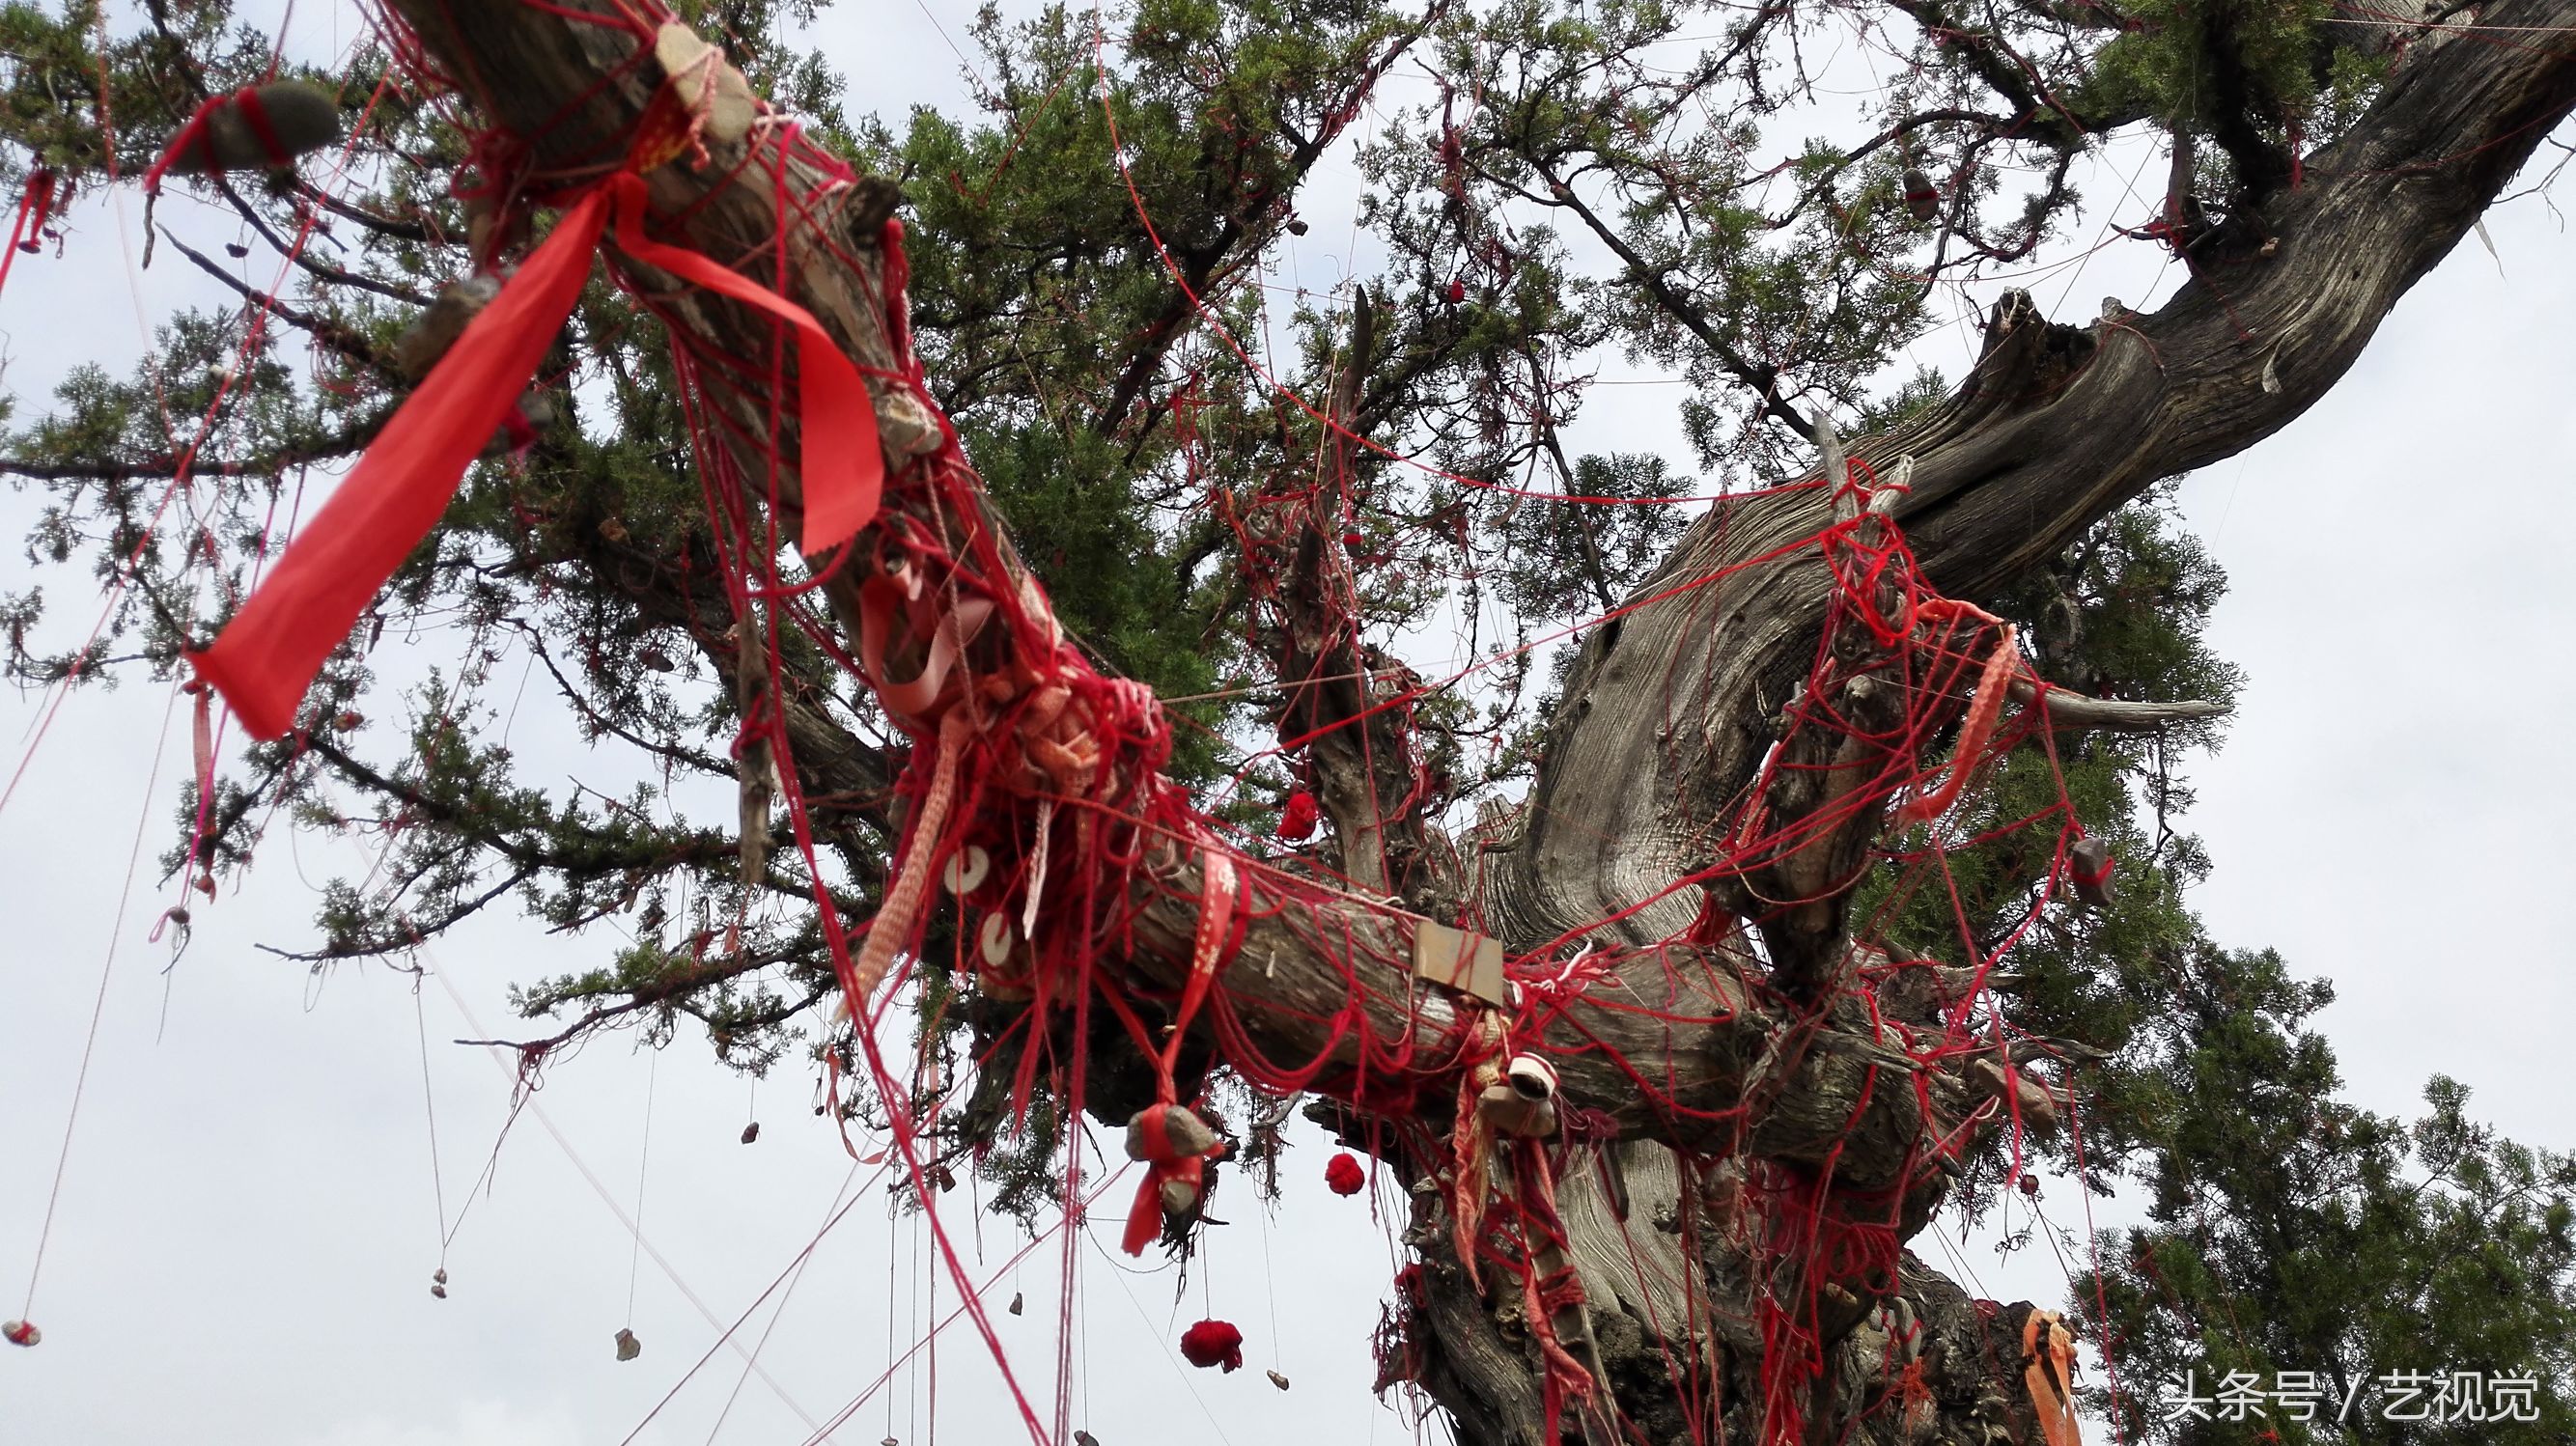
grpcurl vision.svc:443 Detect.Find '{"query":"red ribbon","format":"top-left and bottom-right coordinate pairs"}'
top-left (599, 173), bottom-right (882, 551)
top-left (192, 171), bottom-right (883, 738)
top-left (0, 169), bottom-right (52, 297)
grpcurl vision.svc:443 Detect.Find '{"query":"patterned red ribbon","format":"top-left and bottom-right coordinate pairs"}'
top-left (192, 170), bottom-right (882, 738)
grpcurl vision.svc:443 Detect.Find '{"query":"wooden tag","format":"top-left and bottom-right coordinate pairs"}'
top-left (1412, 922), bottom-right (1506, 1006)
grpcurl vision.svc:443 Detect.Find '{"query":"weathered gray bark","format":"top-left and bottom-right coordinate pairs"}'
top-left (379, 0), bottom-right (2576, 1440)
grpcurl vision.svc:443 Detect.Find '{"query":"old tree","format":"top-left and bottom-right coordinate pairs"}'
top-left (7, 0), bottom-right (2576, 1439)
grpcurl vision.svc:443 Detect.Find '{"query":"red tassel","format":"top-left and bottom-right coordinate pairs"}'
top-left (1275, 788), bottom-right (1318, 842)
top-left (1178, 1319), bottom-right (1244, 1372)
top-left (1325, 1151), bottom-right (1365, 1196)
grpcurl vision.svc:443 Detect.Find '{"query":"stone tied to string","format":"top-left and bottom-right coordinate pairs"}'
top-left (142, 81), bottom-right (344, 196)
top-left (186, 39), bottom-right (882, 740)
top-left (1119, 848), bottom-right (1240, 1255)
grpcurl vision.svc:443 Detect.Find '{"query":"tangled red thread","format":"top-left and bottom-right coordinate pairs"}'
top-left (1179, 1319), bottom-right (1245, 1371)
top-left (1325, 1151), bottom-right (1367, 1196)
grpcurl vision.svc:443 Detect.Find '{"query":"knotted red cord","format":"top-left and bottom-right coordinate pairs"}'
top-left (192, 171), bottom-right (882, 737)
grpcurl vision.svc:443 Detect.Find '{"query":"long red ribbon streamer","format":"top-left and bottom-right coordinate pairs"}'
top-left (598, 174), bottom-right (882, 552)
top-left (192, 171), bottom-right (882, 738)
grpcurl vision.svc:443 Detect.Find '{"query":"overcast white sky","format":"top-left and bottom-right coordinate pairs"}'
top-left (3, 4), bottom-right (2572, 1444)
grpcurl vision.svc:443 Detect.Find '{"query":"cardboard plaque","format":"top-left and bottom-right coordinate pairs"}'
top-left (1412, 922), bottom-right (1507, 1006)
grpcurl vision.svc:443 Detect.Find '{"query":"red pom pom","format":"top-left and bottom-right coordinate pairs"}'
top-left (1325, 1152), bottom-right (1366, 1196)
top-left (1445, 276), bottom-right (1467, 305)
top-left (1179, 1318), bottom-right (1245, 1372)
top-left (1275, 789), bottom-right (1319, 843)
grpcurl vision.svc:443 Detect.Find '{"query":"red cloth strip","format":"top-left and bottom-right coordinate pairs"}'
top-left (192, 170), bottom-right (888, 738)
top-left (600, 173), bottom-right (882, 552)
top-left (191, 186), bottom-right (612, 737)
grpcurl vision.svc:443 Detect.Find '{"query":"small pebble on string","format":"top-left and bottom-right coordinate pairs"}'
top-left (2068, 836), bottom-right (2116, 908)
top-left (614, 1327), bottom-right (641, 1361)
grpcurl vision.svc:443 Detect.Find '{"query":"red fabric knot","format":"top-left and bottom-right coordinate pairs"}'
top-left (1274, 788), bottom-right (1318, 842)
top-left (2, 1319), bottom-right (38, 1348)
top-left (1325, 1151), bottom-right (1366, 1196)
top-left (1178, 1319), bottom-right (1244, 1372)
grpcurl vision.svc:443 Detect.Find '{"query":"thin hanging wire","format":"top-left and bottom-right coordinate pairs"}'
top-left (414, 977), bottom-right (450, 1275)
top-left (626, 1049), bottom-right (659, 1326)
top-left (18, 681), bottom-right (180, 1325)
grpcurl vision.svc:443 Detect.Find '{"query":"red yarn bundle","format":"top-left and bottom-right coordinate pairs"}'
top-left (1274, 788), bottom-right (1319, 842)
top-left (1325, 1151), bottom-right (1366, 1196)
top-left (1178, 1319), bottom-right (1244, 1372)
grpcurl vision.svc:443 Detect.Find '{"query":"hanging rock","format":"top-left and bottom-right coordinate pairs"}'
top-left (392, 273), bottom-right (502, 381)
top-left (1074, 1433), bottom-right (1099, 1446)
top-left (1124, 1103), bottom-right (1218, 1163)
top-left (1266, 1369), bottom-right (1291, 1391)
top-left (3, 1319), bottom-right (40, 1348)
top-left (614, 1327), bottom-right (642, 1361)
top-left (2068, 836), bottom-right (2115, 908)
top-left (1007, 1291), bottom-right (1024, 1316)
top-left (1178, 1319), bottom-right (1244, 1372)
top-left (1901, 167), bottom-right (1941, 222)
top-left (153, 82), bottom-right (343, 181)
top-left (1159, 1172), bottom-right (1203, 1222)
top-left (740, 1121), bottom-right (761, 1145)
top-left (480, 392), bottom-right (554, 459)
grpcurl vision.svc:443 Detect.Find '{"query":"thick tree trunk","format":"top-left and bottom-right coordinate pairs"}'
top-left (378, 1), bottom-right (2576, 1440)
